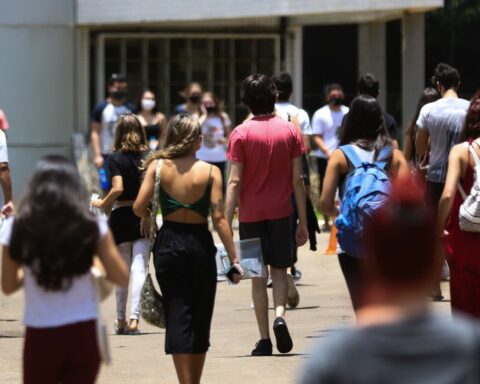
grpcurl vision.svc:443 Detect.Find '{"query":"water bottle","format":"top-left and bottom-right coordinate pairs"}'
top-left (98, 167), bottom-right (110, 191)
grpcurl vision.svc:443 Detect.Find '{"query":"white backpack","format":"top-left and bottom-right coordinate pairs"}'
top-left (458, 142), bottom-right (480, 232)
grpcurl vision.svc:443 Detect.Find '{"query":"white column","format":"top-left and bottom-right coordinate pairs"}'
top-left (286, 26), bottom-right (303, 107)
top-left (402, 12), bottom-right (425, 135)
top-left (77, 27), bottom-right (90, 133)
top-left (358, 22), bottom-right (387, 109)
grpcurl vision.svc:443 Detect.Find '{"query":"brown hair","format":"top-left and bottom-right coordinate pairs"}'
top-left (203, 92), bottom-right (225, 115)
top-left (143, 114), bottom-right (201, 167)
top-left (460, 91), bottom-right (480, 141)
top-left (112, 114), bottom-right (149, 153)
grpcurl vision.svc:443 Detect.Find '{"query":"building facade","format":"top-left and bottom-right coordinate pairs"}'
top-left (0, 0), bottom-right (442, 195)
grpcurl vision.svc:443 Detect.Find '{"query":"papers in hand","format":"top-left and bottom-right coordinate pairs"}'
top-left (215, 238), bottom-right (265, 281)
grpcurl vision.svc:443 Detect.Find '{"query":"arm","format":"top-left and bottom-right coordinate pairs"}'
top-left (313, 135), bottom-right (331, 158)
top-left (133, 160), bottom-right (156, 218)
top-left (91, 175), bottom-right (123, 213)
top-left (292, 157), bottom-right (308, 246)
top-left (0, 162), bottom-right (13, 217)
top-left (225, 161), bottom-right (242, 226)
top-left (1, 246), bottom-right (23, 295)
top-left (437, 146), bottom-right (463, 236)
top-left (158, 113), bottom-right (168, 143)
top-left (319, 149), bottom-right (344, 217)
top-left (390, 149), bottom-right (410, 179)
top-left (91, 121), bottom-right (103, 168)
top-left (415, 127), bottom-right (430, 156)
top-left (96, 231), bottom-right (130, 287)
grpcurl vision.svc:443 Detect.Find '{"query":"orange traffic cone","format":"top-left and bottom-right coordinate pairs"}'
top-left (324, 221), bottom-right (338, 255)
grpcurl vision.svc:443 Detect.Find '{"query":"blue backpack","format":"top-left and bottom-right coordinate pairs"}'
top-left (335, 145), bottom-right (392, 257)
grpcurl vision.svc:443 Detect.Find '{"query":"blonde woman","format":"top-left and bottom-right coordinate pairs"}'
top-left (92, 114), bottom-right (150, 334)
top-left (134, 114), bottom-right (241, 384)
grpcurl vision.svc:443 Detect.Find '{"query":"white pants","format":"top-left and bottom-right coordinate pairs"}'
top-left (116, 239), bottom-right (150, 320)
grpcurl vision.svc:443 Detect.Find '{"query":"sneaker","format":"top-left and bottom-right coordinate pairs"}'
top-left (287, 273), bottom-right (300, 308)
top-left (266, 276), bottom-right (273, 288)
top-left (273, 317), bottom-right (293, 353)
top-left (251, 339), bottom-right (273, 356)
top-left (291, 268), bottom-right (302, 282)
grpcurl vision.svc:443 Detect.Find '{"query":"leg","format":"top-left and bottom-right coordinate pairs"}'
top-left (116, 242), bottom-right (132, 330)
top-left (270, 267), bottom-right (288, 318)
top-left (191, 353), bottom-right (207, 384)
top-left (129, 239), bottom-right (150, 329)
top-left (251, 271), bottom-right (270, 339)
top-left (338, 253), bottom-right (365, 313)
top-left (172, 354), bottom-right (194, 384)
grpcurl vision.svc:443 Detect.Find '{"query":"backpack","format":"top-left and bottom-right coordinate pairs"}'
top-left (335, 145), bottom-right (392, 256)
top-left (458, 142), bottom-right (480, 232)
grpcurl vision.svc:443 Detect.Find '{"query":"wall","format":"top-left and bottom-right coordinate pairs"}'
top-left (0, 0), bottom-right (75, 197)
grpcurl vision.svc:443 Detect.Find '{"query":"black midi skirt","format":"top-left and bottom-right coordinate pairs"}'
top-left (153, 221), bottom-right (217, 354)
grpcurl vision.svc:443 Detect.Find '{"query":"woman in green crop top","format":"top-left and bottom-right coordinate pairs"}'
top-left (133, 114), bottom-right (241, 384)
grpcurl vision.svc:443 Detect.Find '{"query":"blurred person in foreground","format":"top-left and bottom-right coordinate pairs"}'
top-left (301, 176), bottom-right (480, 384)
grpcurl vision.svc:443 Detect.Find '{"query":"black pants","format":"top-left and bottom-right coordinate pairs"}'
top-left (427, 181), bottom-right (445, 214)
top-left (338, 253), bottom-right (365, 312)
top-left (316, 157), bottom-right (328, 195)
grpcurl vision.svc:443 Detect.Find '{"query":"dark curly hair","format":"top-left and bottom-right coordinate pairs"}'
top-left (241, 74), bottom-right (277, 115)
top-left (460, 91), bottom-right (480, 141)
top-left (10, 155), bottom-right (99, 291)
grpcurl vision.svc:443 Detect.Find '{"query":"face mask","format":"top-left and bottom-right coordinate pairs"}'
top-left (205, 106), bottom-right (216, 114)
top-left (141, 99), bottom-right (156, 111)
top-left (189, 95), bottom-right (201, 104)
top-left (329, 97), bottom-right (344, 106)
top-left (112, 89), bottom-right (128, 101)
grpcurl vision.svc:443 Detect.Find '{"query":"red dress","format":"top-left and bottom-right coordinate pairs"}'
top-left (446, 163), bottom-right (480, 318)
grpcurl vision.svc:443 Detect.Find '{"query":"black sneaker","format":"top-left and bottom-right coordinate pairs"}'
top-left (251, 339), bottom-right (273, 356)
top-left (273, 317), bottom-right (293, 353)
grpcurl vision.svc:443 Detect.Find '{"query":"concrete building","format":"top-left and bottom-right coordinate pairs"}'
top-left (0, 0), bottom-right (442, 196)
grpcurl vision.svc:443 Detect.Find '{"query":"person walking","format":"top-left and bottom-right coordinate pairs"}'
top-left (1, 155), bottom-right (129, 384)
top-left (136, 90), bottom-right (168, 150)
top-left (302, 177), bottom-right (480, 384)
top-left (133, 114), bottom-right (241, 384)
top-left (173, 82), bottom-right (205, 120)
top-left (319, 95), bottom-right (408, 312)
top-left (195, 92), bottom-right (232, 189)
top-left (91, 114), bottom-right (150, 334)
top-left (437, 92), bottom-right (480, 318)
top-left (311, 83), bottom-right (349, 231)
top-left (226, 74), bottom-right (308, 356)
top-left (91, 73), bottom-right (134, 189)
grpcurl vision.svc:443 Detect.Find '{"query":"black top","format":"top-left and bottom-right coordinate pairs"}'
top-left (108, 151), bottom-right (148, 201)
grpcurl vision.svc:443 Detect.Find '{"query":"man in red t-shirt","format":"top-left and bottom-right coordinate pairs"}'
top-left (226, 74), bottom-right (308, 356)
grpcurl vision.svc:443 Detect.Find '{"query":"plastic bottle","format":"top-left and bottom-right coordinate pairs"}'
top-left (98, 167), bottom-right (110, 191)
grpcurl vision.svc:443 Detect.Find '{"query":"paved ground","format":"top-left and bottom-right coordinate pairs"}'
top-left (0, 231), bottom-right (450, 383)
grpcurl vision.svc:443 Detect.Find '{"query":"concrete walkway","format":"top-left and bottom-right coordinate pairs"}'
top-left (0, 231), bottom-right (450, 383)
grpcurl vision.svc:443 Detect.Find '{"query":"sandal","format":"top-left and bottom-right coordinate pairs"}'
top-left (115, 320), bottom-right (127, 335)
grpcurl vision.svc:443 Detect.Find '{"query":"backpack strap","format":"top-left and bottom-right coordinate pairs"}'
top-left (375, 146), bottom-right (392, 170)
top-left (339, 145), bottom-right (362, 168)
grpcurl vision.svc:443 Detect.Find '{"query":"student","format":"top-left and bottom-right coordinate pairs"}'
top-left (437, 91), bottom-right (480, 318)
top-left (173, 82), bottom-right (205, 120)
top-left (136, 90), bottom-right (168, 150)
top-left (226, 74), bottom-right (308, 356)
top-left (311, 83), bottom-right (349, 230)
top-left (133, 114), bottom-right (241, 384)
top-left (196, 92), bottom-right (232, 188)
top-left (301, 177), bottom-right (480, 384)
top-left (320, 95), bottom-right (408, 312)
top-left (1, 155), bottom-right (129, 384)
top-left (92, 114), bottom-right (150, 334)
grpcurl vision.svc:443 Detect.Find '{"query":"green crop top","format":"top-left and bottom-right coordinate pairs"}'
top-left (159, 166), bottom-right (212, 218)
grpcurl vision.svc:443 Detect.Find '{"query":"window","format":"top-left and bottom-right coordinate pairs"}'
top-left (97, 35), bottom-right (279, 125)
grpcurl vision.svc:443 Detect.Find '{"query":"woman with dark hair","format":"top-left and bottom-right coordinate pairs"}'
top-left (1, 155), bottom-right (129, 384)
top-left (92, 113), bottom-right (150, 334)
top-left (320, 94), bottom-right (408, 312)
top-left (196, 92), bottom-right (232, 188)
top-left (133, 114), bottom-right (241, 383)
top-left (136, 90), bottom-right (168, 150)
top-left (173, 82), bottom-right (205, 120)
top-left (437, 91), bottom-right (480, 318)
top-left (404, 87), bottom-right (440, 165)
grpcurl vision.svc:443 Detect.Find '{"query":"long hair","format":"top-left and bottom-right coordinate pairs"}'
top-left (460, 91), bottom-right (480, 142)
top-left (112, 113), bottom-right (149, 153)
top-left (10, 155), bottom-right (99, 291)
top-left (339, 94), bottom-right (391, 160)
top-left (203, 92), bottom-right (225, 116)
top-left (143, 114), bottom-right (201, 168)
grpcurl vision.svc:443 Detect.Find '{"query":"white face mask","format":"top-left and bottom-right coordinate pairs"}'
top-left (141, 99), bottom-right (156, 111)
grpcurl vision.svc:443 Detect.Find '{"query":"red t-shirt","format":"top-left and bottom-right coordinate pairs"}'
top-left (227, 115), bottom-right (304, 222)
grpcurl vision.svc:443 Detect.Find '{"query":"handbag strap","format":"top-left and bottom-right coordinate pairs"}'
top-left (149, 159), bottom-right (163, 250)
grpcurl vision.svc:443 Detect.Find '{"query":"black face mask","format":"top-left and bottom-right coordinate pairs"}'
top-left (112, 90), bottom-right (128, 101)
top-left (205, 106), bottom-right (216, 114)
top-left (329, 97), bottom-right (344, 106)
top-left (189, 95), bottom-right (202, 104)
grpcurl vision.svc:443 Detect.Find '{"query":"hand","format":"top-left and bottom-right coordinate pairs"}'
top-left (141, 216), bottom-right (157, 239)
top-left (1, 201), bottom-right (14, 218)
top-left (231, 262), bottom-right (244, 284)
top-left (295, 222), bottom-right (308, 247)
top-left (94, 155), bottom-right (104, 168)
top-left (91, 199), bottom-right (103, 209)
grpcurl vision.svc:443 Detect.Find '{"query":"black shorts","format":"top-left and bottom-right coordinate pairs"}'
top-left (239, 216), bottom-right (293, 268)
